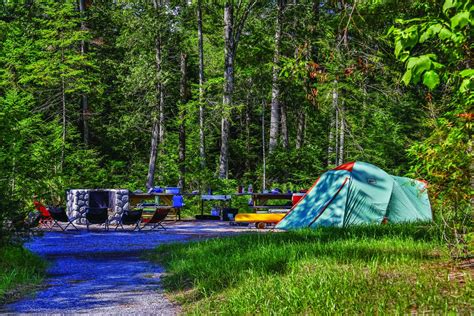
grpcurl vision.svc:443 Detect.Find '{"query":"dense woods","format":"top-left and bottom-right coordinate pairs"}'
top-left (0, 1), bottom-right (472, 247)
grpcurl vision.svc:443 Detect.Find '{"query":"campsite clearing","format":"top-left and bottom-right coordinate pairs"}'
top-left (150, 223), bottom-right (473, 315)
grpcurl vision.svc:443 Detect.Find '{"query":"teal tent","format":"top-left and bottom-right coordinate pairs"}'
top-left (275, 162), bottom-right (432, 230)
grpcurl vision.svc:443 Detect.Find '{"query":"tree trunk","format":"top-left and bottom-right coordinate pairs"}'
top-left (280, 102), bottom-right (289, 149)
top-left (146, 120), bottom-right (159, 191)
top-left (245, 102), bottom-right (251, 171)
top-left (146, 30), bottom-right (164, 190)
top-left (296, 110), bottom-right (305, 149)
top-left (269, 0), bottom-right (284, 153)
top-left (218, 0), bottom-right (255, 178)
top-left (219, 2), bottom-right (234, 179)
top-left (197, 0), bottom-right (206, 168)
top-left (61, 49), bottom-right (66, 172)
top-left (339, 102), bottom-right (345, 165)
top-left (335, 100), bottom-right (339, 165)
top-left (262, 100), bottom-right (266, 191)
top-left (178, 52), bottom-right (188, 190)
top-left (327, 80), bottom-right (337, 166)
top-left (79, 0), bottom-right (89, 146)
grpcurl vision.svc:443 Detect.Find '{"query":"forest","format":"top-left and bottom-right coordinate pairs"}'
top-left (0, 0), bottom-right (472, 241)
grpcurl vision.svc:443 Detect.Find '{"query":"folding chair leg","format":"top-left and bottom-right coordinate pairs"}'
top-left (64, 221), bottom-right (79, 231)
top-left (115, 223), bottom-right (124, 231)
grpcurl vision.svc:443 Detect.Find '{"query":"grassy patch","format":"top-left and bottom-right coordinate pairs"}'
top-left (150, 224), bottom-right (473, 314)
top-left (0, 245), bottom-right (47, 304)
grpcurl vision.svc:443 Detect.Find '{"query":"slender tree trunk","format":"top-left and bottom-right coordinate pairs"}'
top-left (335, 100), bottom-right (339, 165)
top-left (269, 0), bottom-right (284, 153)
top-left (339, 102), bottom-right (345, 165)
top-left (146, 30), bottom-right (164, 190)
top-left (262, 100), bottom-right (266, 191)
top-left (245, 103), bottom-right (251, 171)
top-left (296, 110), bottom-right (305, 149)
top-left (178, 52), bottom-right (188, 190)
top-left (146, 121), bottom-right (159, 191)
top-left (219, 2), bottom-right (234, 179)
top-left (197, 0), bottom-right (206, 168)
top-left (280, 102), bottom-right (289, 149)
top-left (79, 0), bottom-right (89, 146)
top-left (245, 79), bottom-right (252, 171)
top-left (218, 0), bottom-right (255, 178)
top-left (61, 49), bottom-right (66, 171)
top-left (327, 80), bottom-right (337, 166)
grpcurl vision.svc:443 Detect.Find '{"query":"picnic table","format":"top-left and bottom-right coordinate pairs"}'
top-left (250, 193), bottom-right (293, 213)
top-left (129, 193), bottom-right (182, 220)
top-left (199, 194), bottom-right (232, 216)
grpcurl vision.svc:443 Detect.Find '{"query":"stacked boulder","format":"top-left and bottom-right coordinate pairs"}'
top-left (66, 189), bottom-right (130, 225)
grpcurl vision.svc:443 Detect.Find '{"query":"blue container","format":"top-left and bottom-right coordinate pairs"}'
top-left (165, 187), bottom-right (181, 194)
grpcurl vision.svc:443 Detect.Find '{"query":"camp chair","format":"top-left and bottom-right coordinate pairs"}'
top-left (48, 206), bottom-right (79, 231)
top-left (33, 200), bottom-right (53, 229)
top-left (115, 209), bottom-right (143, 231)
top-left (85, 207), bottom-right (109, 231)
top-left (140, 208), bottom-right (169, 231)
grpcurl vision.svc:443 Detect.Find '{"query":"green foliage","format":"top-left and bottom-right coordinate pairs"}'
top-left (392, 0), bottom-right (472, 257)
top-left (391, 0), bottom-right (472, 91)
top-left (150, 224), bottom-right (472, 314)
top-left (0, 245), bottom-right (47, 303)
top-left (0, 1), bottom-right (470, 253)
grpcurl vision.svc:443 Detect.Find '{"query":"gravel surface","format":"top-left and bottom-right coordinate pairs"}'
top-left (2, 221), bottom-right (253, 315)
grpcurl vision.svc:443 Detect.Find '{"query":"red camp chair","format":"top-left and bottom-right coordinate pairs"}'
top-left (34, 200), bottom-right (53, 229)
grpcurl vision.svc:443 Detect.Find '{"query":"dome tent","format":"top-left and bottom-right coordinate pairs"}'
top-left (275, 162), bottom-right (432, 230)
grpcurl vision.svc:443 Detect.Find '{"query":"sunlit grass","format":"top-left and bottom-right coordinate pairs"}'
top-left (150, 224), bottom-right (473, 314)
top-left (0, 245), bottom-right (46, 303)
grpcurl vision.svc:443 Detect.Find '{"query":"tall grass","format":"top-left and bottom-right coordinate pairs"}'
top-left (150, 223), bottom-right (473, 314)
top-left (0, 245), bottom-right (46, 303)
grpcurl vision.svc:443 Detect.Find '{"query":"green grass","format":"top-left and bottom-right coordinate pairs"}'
top-left (150, 224), bottom-right (473, 315)
top-left (0, 245), bottom-right (47, 303)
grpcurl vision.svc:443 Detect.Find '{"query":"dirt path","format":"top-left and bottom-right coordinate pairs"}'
top-left (2, 221), bottom-right (252, 314)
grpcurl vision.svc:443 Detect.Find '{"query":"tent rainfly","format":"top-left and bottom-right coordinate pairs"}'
top-left (275, 161), bottom-right (432, 230)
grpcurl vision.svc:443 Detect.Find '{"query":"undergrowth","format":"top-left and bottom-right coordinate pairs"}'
top-left (150, 223), bottom-right (473, 315)
top-left (0, 245), bottom-right (47, 304)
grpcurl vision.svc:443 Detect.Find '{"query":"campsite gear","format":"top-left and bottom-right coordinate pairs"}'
top-left (235, 213), bottom-right (286, 228)
top-left (250, 193), bottom-right (293, 213)
top-left (172, 195), bottom-right (184, 207)
top-left (141, 208), bottom-right (169, 230)
top-left (85, 207), bottom-right (109, 231)
top-left (130, 192), bottom-right (182, 220)
top-left (48, 206), bottom-right (79, 231)
top-left (34, 200), bottom-right (53, 228)
top-left (276, 161), bottom-right (432, 230)
top-left (210, 207), bottom-right (220, 217)
top-left (292, 193), bottom-right (305, 205)
top-left (199, 195), bottom-right (232, 218)
top-left (115, 209), bottom-right (142, 231)
top-left (25, 211), bottom-right (42, 229)
top-left (149, 187), bottom-right (163, 193)
top-left (222, 208), bottom-right (238, 221)
top-left (165, 187), bottom-right (180, 194)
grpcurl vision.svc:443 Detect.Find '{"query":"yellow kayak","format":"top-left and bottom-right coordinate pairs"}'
top-left (235, 213), bottom-right (286, 224)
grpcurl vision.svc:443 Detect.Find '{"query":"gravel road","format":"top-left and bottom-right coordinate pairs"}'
top-left (2, 221), bottom-right (251, 315)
